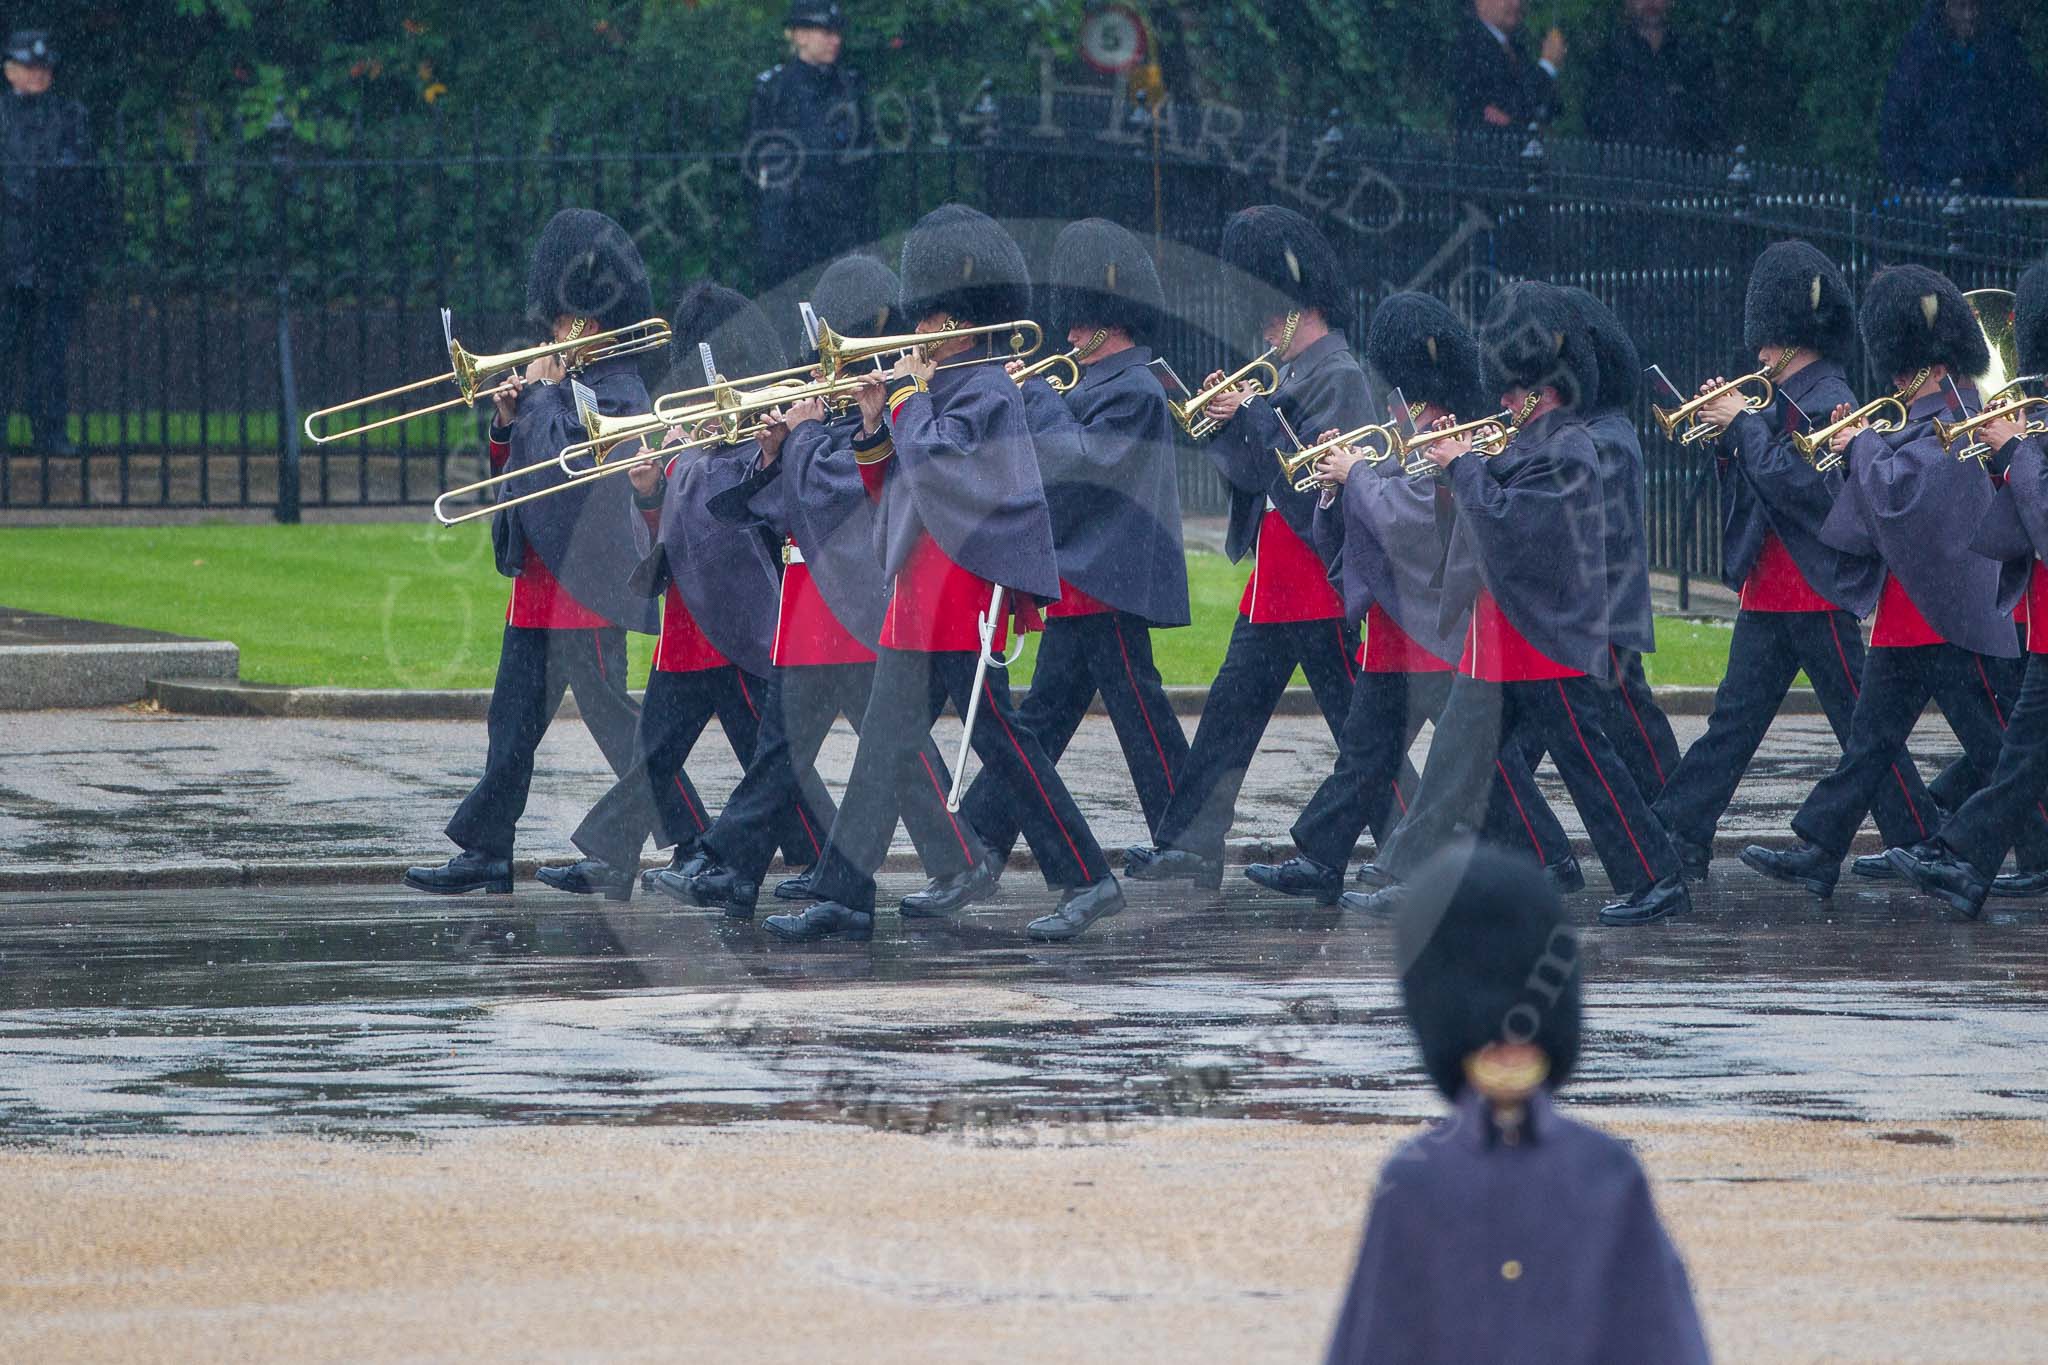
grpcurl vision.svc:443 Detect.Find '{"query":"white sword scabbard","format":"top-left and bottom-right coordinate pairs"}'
top-left (946, 582), bottom-right (1008, 812)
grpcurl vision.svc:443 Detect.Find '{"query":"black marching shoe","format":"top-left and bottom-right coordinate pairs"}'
top-left (1673, 835), bottom-right (1712, 882)
top-left (1544, 855), bottom-right (1586, 896)
top-left (685, 861), bottom-right (760, 919)
top-left (1026, 877), bottom-right (1127, 942)
top-left (1243, 855), bottom-right (1344, 905)
top-left (1991, 869), bottom-right (2048, 899)
top-left (1851, 852), bottom-right (1898, 881)
top-left (536, 857), bottom-right (634, 902)
top-left (642, 844), bottom-right (703, 893)
top-left (1338, 882), bottom-right (1406, 917)
top-left (1123, 843), bottom-right (1224, 890)
top-left (1738, 840), bottom-right (1841, 899)
top-left (762, 900), bottom-right (875, 943)
top-left (1352, 861), bottom-right (1394, 888)
top-left (1884, 842), bottom-right (1991, 920)
top-left (900, 855), bottom-right (1003, 919)
top-left (1597, 875), bottom-right (1692, 926)
top-left (403, 849), bottom-right (512, 896)
top-left (773, 866), bottom-right (820, 902)
top-left (648, 852), bottom-right (714, 907)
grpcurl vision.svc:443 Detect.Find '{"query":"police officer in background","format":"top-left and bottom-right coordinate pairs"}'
top-left (1, 28), bottom-right (98, 457)
top-left (748, 3), bottom-right (874, 291)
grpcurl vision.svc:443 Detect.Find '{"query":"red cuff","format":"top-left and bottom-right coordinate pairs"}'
top-left (488, 437), bottom-right (511, 471)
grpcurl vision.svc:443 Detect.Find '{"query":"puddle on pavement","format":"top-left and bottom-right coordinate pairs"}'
top-left (1, 878), bottom-right (2045, 1141)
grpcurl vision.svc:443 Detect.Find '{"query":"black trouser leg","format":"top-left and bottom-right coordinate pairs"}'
top-left (570, 667), bottom-right (731, 869)
top-left (714, 668), bottom-right (828, 871)
top-left (1793, 612), bottom-right (1943, 848)
top-left (1931, 649), bottom-right (2048, 870)
top-left (1794, 647), bottom-right (1942, 855)
top-left (1929, 756), bottom-right (1981, 813)
top-left (1505, 677), bottom-right (1681, 894)
top-left (27, 287), bottom-right (75, 446)
top-left (1941, 653), bottom-right (2048, 876)
top-left (693, 667), bottom-right (831, 881)
top-left (1605, 647), bottom-right (1680, 800)
top-left (960, 618), bottom-right (1099, 865)
top-left (1488, 728), bottom-right (1577, 867)
top-left (1379, 674), bottom-right (1516, 881)
top-left (1654, 611), bottom-right (1806, 849)
top-left (827, 662), bottom-right (982, 883)
top-left (1292, 670), bottom-right (1447, 869)
top-left (561, 627), bottom-right (641, 777)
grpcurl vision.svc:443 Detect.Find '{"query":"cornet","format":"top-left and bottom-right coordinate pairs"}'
top-left (1171, 350), bottom-right (1282, 440)
top-left (1934, 383), bottom-right (2048, 460)
top-left (1276, 422), bottom-right (1403, 493)
top-left (1793, 389), bottom-right (1917, 472)
top-left (1652, 369), bottom-right (1777, 445)
top-left (1400, 412), bottom-right (1518, 476)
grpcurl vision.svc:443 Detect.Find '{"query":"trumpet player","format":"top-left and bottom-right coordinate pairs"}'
top-left (1247, 292), bottom-right (1577, 907)
top-left (762, 205), bottom-right (1126, 944)
top-left (1884, 264), bottom-right (2048, 918)
top-left (538, 283), bottom-right (827, 901)
top-left (1351, 282), bottom-right (1692, 928)
top-left (1125, 205), bottom-right (1371, 890)
top-left (1653, 242), bottom-right (1944, 879)
top-left (404, 209), bottom-right (657, 898)
top-left (1742, 265), bottom-right (2048, 901)
top-left (671, 255), bottom-right (991, 918)
top-left (955, 218), bottom-right (1190, 892)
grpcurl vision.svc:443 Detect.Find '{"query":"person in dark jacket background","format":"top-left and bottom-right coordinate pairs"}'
top-left (748, 2), bottom-right (875, 291)
top-left (1582, 0), bottom-right (1724, 152)
top-left (0, 28), bottom-right (98, 457)
top-left (1450, 0), bottom-right (1567, 132)
top-left (1323, 842), bottom-right (1711, 1363)
top-left (1880, 0), bottom-right (2047, 195)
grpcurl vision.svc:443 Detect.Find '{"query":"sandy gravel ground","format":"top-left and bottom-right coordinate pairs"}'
top-left (2, 1116), bottom-right (2044, 1364)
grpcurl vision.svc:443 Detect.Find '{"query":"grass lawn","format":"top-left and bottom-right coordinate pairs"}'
top-left (0, 523), bottom-right (1735, 691)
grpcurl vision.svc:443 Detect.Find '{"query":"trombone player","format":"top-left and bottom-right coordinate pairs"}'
top-left (1742, 264), bottom-right (2048, 902)
top-left (404, 208), bottom-right (659, 897)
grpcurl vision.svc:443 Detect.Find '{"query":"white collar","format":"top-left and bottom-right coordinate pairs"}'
top-left (1481, 19), bottom-right (1511, 48)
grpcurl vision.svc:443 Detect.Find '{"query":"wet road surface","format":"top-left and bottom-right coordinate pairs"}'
top-left (4, 873), bottom-right (2044, 1141)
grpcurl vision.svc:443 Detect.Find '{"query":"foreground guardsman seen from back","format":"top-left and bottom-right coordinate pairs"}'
top-left (1323, 844), bottom-right (1711, 1364)
top-left (762, 205), bottom-right (1126, 944)
top-left (956, 217), bottom-right (1191, 895)
top-left (1354, 281), bottom-right (1691, 927)
top-left (1126, 205), bottom-right (1372, 890)
top-left (1889, 262), bottom-right (2048, 919)
top-left (405, 209), bottom-right (658, 896)
top-left (1654, 242), bottom-right (1944, 879)
top-left (1741, 264), bottom-right (2048, 901)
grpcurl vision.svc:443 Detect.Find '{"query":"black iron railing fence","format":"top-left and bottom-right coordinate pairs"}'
top-left (6, 94), bottom-right (2048, 584)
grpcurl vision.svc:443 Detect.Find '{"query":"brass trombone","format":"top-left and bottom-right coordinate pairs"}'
top-left (813, 317), bottom-right (1043, 383)
top-left (1011, 350), bottom-right (1083, 393)
top-left (1276, 421), bottom-right (1403, 493)
top-left (1400, 411), bottom-right (1518, 476)
top-left (302, 317), bottom-right (672, 444)
top-left (1172, 350), bottom-right (1283, 440)
top-left (1652, 369), bottom-right (1777, 445)
top-left (1792, 378), bottom-right (1922, 472)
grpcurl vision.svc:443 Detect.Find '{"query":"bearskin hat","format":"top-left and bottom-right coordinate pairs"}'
top-left (666, 282), bottom-right (787, 391)
top-left (524, 208), bottom-right (655, 337)
top-left (1046, 217), bottom-right (1165, 341)
top-left (812, 253), bottom-right (903, 343)
top-left (1366, 292), bottom-right (1484, 419)
top-left (2014, 260), bottom-right (2048, 380)
top-left (1220, 204), bottom-right (1352, 330)
top-left (898, 204), bottom-right (1031, 327)
top-left (1562, 286), bottom-right (1640, 413)
top-left (1396, 844), bottom-right (1583, 1101)
top-left (1860, 264), bottom-right (1990, 382)
top-left (1742, 241), bottom-right (1856, 363)
top-left (1478, 280), bottom-right (1598, 411)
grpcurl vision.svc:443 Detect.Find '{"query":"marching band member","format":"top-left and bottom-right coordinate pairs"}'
top-left (405, 209), bottom-right (657, 897)
top-left (674, 255), bottom-right (990, 917)
top-left (1248, 292), bottom-right (1578, 905)
top-left (1653, 242), bottom-right (1943, 878)
top-left (762, 205), bottom-right (1125, 944)
top-left (1126, 205), bottom-right (1371, 890)
top-left (955, 217), bottom-right (1191, 889)
top-left (536, 283), bottom-right (822, 900)
top-left (1352, 282), bottom-right (1691, 927)
top-left (1742, 264), bottom-right (2048, 900)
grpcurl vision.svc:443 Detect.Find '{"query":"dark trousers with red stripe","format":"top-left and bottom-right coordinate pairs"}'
top-left (1149, 614), bottom-right (1359, 864)
top-left (961, 611), bottom-right (1189, 864)
top-left (808, 647), bottom-right (1112, 914)
top-left (1607, 647), bottom-right (1681, 799)
top-left (702, 661), bottom-right (980, 885)
top-left (446, 624), bottom-right (640, 859)
top-left (1382, 674), bottom-right (1681, 895)
top-left (1656, 609), bottom-right (1940, 853)
top-left (1938, 652), bottom-right (2048, 876)
top-left (570, 664), bottom-right (798, 871)
top-left (1793, 643), bottom-right (2048, 863)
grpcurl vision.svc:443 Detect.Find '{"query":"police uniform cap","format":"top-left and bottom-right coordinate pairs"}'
top-left (6, 30), bottom-right (54, 66)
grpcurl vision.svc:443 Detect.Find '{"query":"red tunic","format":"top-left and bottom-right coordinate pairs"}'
top-left (880, 533), bottom-right (1015, 654)
top-left (774, 541), bottom-right (875, 667)
top-left (2026, 563), bottom-right (2048, 655)
top-left (1458, 589), bottom-right (1584, 682)
top-left (1362, 603), bottom-right (1453, 674)
top-left (1046, 579), bottom-right (1113, 619)
top-left (655, 583), bottom-right (729, 673)
top-left (1739, 532), bottom-right (1839, 613)
top-left (507, 546), bottom-right (612, 631)
top-left (1870, 574), bottom-right (1945, 649)
top-left (1239, 507), bottom-right (1344, 624)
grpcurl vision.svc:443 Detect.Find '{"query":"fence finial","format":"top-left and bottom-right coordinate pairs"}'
top-left (1727, 145), bottom-right (1753, 218)
top-left (1942, 178), bottom-right (1970, 256)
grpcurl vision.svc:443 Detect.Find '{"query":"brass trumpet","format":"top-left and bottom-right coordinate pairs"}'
top-left (1652, 370), bottom-right (1777, 445)
top-left (1793, 388), bottom-right (1917, 472)
top-left (303, 317), bottom-right (672, 444)
top-left (1400, 412), bottom-right (1518, 476)
top-left (1935, 388), bottom-right (2048, 459)
top-left (1276, 422), bottom-right (1404, 493)
top-left (1172, 350), bottom-right (1283, 440)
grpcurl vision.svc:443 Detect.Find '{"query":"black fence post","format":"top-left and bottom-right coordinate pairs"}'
top-left (270, 102), bottom-right (302, 525)
top-left (1942, 177), bottom-right (1970, 257)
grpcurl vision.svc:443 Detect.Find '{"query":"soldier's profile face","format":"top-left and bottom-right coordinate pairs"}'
top-left (788, 26), bottom-right (842, 67)
top-left (4, 60), bottom-right (54, 95)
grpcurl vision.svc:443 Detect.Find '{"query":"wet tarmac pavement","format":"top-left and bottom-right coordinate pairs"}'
top-left (4, 873), bottom-right (2044, 1142)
